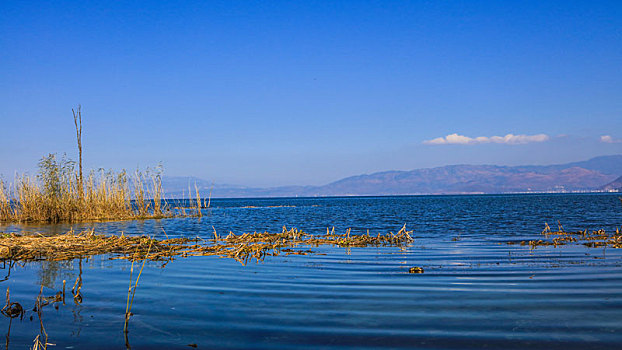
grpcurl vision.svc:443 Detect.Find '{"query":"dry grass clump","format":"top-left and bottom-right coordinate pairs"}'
top-left (507, 222), bottom-right (622, 249)
top-left (0, 155), bottom-right (172, 223)
top-left (0, 106), bottom-right (200, 224)
top-left (0, 229), bottom-right (182, 262)
top-left (188, 225), bottom-right (414, 264)
top-left (0, 226), bottom-right (414, 264)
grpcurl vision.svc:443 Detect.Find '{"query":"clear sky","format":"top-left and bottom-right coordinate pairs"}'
top-left (1, 0), bottom-right (621, 187)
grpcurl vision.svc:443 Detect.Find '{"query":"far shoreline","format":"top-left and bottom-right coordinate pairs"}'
top-left (181, 190), bottom-right (621, 201)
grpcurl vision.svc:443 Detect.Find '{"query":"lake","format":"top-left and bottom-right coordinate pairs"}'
top-left (1, 193), bottom-right (621, 349)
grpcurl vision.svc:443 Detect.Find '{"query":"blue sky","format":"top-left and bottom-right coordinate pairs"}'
top-left (1, 1), bottom-right (621, 186)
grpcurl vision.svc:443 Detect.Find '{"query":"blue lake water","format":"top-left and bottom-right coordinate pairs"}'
top-left (1, 193), bottom-right (621, 349)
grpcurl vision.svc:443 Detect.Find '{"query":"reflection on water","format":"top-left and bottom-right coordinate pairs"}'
top-left (38, 261), bottom-right (65, 290)
top-left (0, 193), bottom-right (620, 349)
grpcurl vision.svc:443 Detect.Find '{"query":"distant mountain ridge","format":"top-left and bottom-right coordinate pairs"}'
top-left (601, 175), bottom-right (622, 191)
top-left (163, 155), bottom-right (622, 198)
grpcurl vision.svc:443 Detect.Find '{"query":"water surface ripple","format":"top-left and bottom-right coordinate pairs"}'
top-left (0, 194), bottom-right (621, 349)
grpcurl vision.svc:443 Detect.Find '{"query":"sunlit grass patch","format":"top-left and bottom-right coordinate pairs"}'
top-left (0, 156), bottom-right (172, 223)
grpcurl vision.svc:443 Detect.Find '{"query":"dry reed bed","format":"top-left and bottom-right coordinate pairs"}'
top-left (0, 226), bottom-right (414, 264)
top-left (0, 107), bottom-right (202, 224)
top-left (507, 222), bottom-right (622, 249)
top-left (0, 166), bottom-right (179, 223)
top-left (0, 230), bottom-right (179, 262)
top-left (0, 168), bottom-right (205, 224)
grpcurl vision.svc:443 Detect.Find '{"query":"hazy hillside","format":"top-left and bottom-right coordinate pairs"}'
top-left (163, 155), bottom-right (622, 198)
top-left (311, 165), bottom-right (614, 196)
top-left (601, 175), bottom-right (622, 191)
top-left (514, 155), bottom-right (622, 175)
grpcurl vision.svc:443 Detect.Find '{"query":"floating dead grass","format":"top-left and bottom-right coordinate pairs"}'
top-left (507, 222), bottom-right (622, 249)
top-left (0, 226), bottom-right (414, 265)
top-left (4, 222), bottom-right (619, 265)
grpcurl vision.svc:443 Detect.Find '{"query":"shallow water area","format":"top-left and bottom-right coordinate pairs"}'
top-left (1, 193), bottom-right (621, 349)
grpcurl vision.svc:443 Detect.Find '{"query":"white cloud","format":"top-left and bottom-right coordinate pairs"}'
top-left (423, 133), bottom-right (550, 145)
top-left (600, 135), bottom-right (622, 143)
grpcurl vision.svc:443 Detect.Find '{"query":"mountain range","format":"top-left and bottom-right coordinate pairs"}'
top-left (162, 155), bottom-right (622, 198)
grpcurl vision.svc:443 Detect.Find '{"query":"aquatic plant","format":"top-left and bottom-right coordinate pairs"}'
top-left (124, 239), bottom-right (152, 341)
